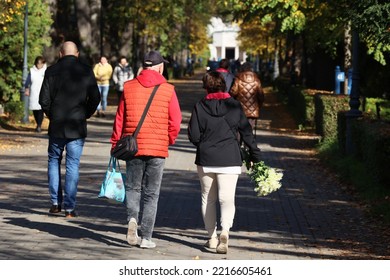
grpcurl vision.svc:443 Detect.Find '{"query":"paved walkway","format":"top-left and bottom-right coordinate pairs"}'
top-left (0, 73), bottom-right (389, 260)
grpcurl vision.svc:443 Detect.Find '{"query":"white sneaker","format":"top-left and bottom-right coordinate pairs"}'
top-left (126, 218), bottom-right (139, 246)
top-left (204, 237), bottom-right (218, 249)
top-left (140, 238), bottom-right (156, 249)
top-left (216, 230), bottom-right (229, 254)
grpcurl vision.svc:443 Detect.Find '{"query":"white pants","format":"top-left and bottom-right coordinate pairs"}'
top-left (197, 166), bottom-right (239, 239)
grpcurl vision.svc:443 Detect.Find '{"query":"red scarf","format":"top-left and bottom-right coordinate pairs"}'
top-left (216, 68), bottom-right (229, 73)
top-left (205, 92), bottom-right (231, 100)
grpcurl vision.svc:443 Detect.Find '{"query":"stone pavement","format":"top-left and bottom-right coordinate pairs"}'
top-left (0, 73), bottom-right (389, 260)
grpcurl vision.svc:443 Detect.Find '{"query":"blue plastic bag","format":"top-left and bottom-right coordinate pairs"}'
top-left (98, 157), bottom-right (126, 203)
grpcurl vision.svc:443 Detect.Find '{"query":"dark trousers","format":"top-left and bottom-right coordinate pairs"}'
top-left (116, 90), bottom-right (123, 105)
top-left (33, 110), bottom-right (44, 127)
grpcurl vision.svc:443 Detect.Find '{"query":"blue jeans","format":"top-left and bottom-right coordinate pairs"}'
top-left (47, 137), bottom-right (85, 211)
top-left (97, 85), bottom-right (109, 111)
top-left (125, 156), bottom-right (165, 239)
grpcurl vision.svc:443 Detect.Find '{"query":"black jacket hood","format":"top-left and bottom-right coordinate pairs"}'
top-left (199, 93), bottom-right (235, 117)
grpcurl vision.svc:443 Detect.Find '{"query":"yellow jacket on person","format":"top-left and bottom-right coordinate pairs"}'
top-left (93, 62), bottom-right (113, 86)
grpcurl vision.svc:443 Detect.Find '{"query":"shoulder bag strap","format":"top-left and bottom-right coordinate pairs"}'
top-left (133, 84), bottom-right (160, 137)
top-left (222, 116), bottom-right (240, 146)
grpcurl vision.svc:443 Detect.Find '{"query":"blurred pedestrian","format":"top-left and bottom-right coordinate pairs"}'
top-left (39, 41), bottom-right (101, 218)
top-left (110, 50), bottom-right (182, 249)
top-left (24, 56), bottom-right (47, 132)
top-left (185, 56), bottom-right (194, 76)
top-left (112, 56), bottom-right (134, 104)
top-left (188, 71), bottom-right (262, 254)
top-left (93, 56), bottom-right (113, 117)
top-left (230, 62), bottom-right (264, 133)
top-left (216, 58), bottom-right (235, 92)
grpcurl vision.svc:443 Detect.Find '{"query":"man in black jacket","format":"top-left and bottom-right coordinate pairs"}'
top-left (39, 41), bottom-right (100, 218)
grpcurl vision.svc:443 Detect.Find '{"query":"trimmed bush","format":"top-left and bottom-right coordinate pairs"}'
top-left (352, 118), bottom-right (390, 186)
top-left (314, 94), bottom-right (350, 141)
top-left (278, 86), bottom-right (333, 130)
top-left (337, 111), bottom-right (348, 154)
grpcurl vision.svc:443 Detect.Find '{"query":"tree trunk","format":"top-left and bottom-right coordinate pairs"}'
top-left (74, 0), bottom-right (101, 63)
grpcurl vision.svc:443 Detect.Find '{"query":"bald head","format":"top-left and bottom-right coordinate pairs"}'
top-left (60, 41), bottom-right (79, 57)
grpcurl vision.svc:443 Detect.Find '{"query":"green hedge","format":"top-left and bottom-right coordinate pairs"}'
top-left (289, 89), bottom-right (325, 129)
top-left (314, 94), bottom-right (350, 142)
top-left (274, 82), bottom-right (390, 176)
top-left (273, 81), bottom-right (390, 220)
top-left (337, 110), bottom-right (348, 154)
top-left (275, 84), bottom-right (336, 131)
top-left (352, 118), bottom-right (390, 186)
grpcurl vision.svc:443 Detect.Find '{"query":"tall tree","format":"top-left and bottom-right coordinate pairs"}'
top-left (45, 0), bottom-right (101, 65)
top-left (347, 1), bottom-right (390, 65)
top-left (74, 0), bottom-right (101, 61)
top-left (222, 0), bottom-right (390, 64)
top-left (0, 0), bottom-right (52, 102)
top-left (43, 0), bottom-right (218, 69)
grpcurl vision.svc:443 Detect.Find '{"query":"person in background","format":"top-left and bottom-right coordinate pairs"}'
top-left (233, 58), bottom-right (241, 75)
top-left (216, 58), bottom-right (235, 93)
top-left (230, 62), bottom-right (264, 133)
top-left (110, 50), bottom-right (182, 249)
top-left (24, 56), bottom-right (47, 132)
top-left (187, 71), bottom-right (262, 254)
top-left (112, 56), bottom-right (134, 104)
top-left (39, 41), bottom-right (101, 218)
top-left (185, 56), bottom-right (194, 76)
top-left (93, 56), bottom-right (113, 117)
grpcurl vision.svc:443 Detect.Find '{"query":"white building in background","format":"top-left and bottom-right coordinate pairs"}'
top-left (207, 17), bottom-right (247, 62)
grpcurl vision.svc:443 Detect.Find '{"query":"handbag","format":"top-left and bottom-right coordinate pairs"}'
top-left (111, 84), bottom-right (160, 160)
top-left (98, 156), bottom-right (126, 203)
top-left (111, 134), bottom-right (138, 160)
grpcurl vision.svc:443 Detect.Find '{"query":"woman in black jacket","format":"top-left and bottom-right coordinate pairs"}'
top-left (188, 71), bottom-right (261, 254)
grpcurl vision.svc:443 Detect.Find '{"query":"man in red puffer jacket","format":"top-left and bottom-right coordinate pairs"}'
top-left (110, 50), bottom-right (182, 249)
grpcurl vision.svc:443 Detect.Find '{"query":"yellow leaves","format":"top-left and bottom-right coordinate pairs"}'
top-left (291, 10), bottom-right (305, 22)
top-left (292, 2), bottom-right (299, 12)
top-left (0, 0), bottom-right (26, 31)
top-left (238, 18), bottom-right (278, 56)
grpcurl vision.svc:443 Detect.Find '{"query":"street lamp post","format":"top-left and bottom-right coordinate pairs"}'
top-left (21, 1), bottom-right (29, 123)
top-left (345, 30), bottom-right (362, 155)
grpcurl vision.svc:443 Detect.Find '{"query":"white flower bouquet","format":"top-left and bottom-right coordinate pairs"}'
top-left (245, 161), bottom-right (283, 196)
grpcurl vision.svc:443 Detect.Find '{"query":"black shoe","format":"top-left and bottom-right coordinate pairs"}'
top-left (49, 205), bottom-right (61, 213)
top-left (65, 210), bottom-right (77, 218)
top-left (35, 126), bottom-right (42, 133)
